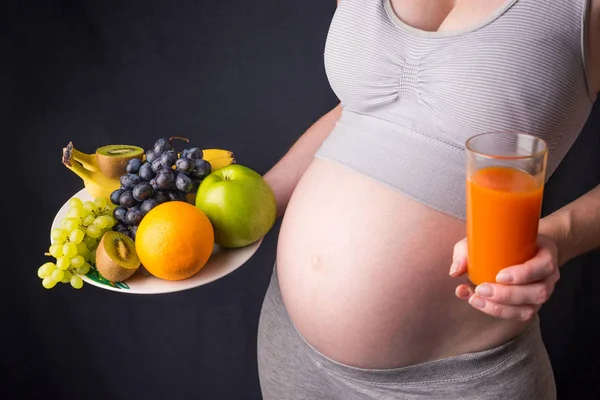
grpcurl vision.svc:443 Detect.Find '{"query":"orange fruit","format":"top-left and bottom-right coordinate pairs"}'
top-left (135, 201), bottom-right (214, 281)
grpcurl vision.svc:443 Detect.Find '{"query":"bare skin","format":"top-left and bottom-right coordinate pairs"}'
top-left (264, 0), bottom-right (600, 369)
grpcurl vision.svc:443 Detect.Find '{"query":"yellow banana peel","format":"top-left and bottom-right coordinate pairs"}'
top-left (204, 155), bottom-right (235, 170)
top-left (71, 147), bottom-right (101, 172)
top-left (62, 143), bottom-right (121, 199)
top-left (202, 148), bottom-right (234, 160)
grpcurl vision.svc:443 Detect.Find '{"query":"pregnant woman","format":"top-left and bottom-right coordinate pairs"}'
top-left (258, 0), bottom-right (600, 399)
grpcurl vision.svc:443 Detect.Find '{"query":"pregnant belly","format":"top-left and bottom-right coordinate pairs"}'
top-left (276, 158), bottom-right (527, 369)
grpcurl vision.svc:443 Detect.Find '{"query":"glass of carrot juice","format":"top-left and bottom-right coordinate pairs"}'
top-left (465, 132), bottom-right (548, 286)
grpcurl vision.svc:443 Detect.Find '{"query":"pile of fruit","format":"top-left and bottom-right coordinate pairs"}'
top-left (38, 137), bottom-right (277, 290)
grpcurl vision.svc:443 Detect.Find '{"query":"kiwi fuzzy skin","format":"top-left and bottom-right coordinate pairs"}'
top-left (95, 232), bottom-right (140, 282)
top-left (95, 145), bottom-right (144, 179)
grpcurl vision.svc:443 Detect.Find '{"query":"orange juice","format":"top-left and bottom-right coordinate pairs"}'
top-left (466, 166), bottom-right (543, 285)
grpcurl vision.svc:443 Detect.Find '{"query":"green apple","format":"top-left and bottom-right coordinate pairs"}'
top-left (194, 164), bottom-right (277, 248)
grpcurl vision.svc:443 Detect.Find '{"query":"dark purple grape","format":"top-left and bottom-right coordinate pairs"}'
top-left (154, 139), bottom-right (173, 155)
top-left (116, 225), bottom-right (130, 235)
top-left (118, 190), bottom-right (137, 208)
top-left (154, 190), bottom-right (170, 204)
top-left (149, 178), bottom-right (158, 190)
top-left (181, 148), bottom-right (190, 159)
top-left (175, 172), bottom-right (194, 193)
top-left (191, 178), bottom-right (202, 193)
top-left (156, 169), bottom-right (176, 189)
top-left (130, 225), bottom-right (138, 240)
top-left (110, 189), bottom-right (125, 206)
top-left (120, 174), bottom-right (142, 190)
top-left (151, 159), bottom-right (164, 173)
top-left (175, 157), bottom-right (194, 173)
top-left (113, 207), bottom-right (128, 224)
top-left (168, 190), bottom-right (188, 202)
top-left (125, 158), bottom-right (143, 174)
top-left (154, 138), bottom-right (170, 148)
top-left (125, 206), bottom-right (144, 226)
top-left (160, 150), bottom-right (178, 168)
top-left (145, 149), bottom-right (157, 163)
top-left (190, 159), bottom-right (211, 179)
top-left (140, 198), bottom-right (159, 215)
top-left (139, 162), bottom-right (155, 181)
top-left (186, 147), bottom-right (203, 160)
top-left (132, 182), bottom-right (154, 202)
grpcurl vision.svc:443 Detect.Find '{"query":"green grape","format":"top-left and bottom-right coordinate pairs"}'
top-left (42, 276), bottom-right (57, 289)
top-left (94, 198), bottom-right (107, 209)
top-left (60, 219), bottom-right (69, 229)
top-left (63, 242), bottom-right (78, 258)
top-left (93, 216), bottom-right (110, 229)
top-left (86, 225), bottom-right (102, 239)
top-left (70, 255), bottom-right (85, 268)
top-left (49, 243), bottom-right (63, 258)
top-left (70, 275), bottom-right (83, 289)
top-left (82, 214), bottom-right (95, 226)
top-left (61, 270), bottom-right (73, 283)
top-left (51, 269), bottom-right (65, 282)
top-left (72, 207), bottom-right (86, 218)
top-left (83, 236), bottom-right (97, 250)
top-left (76, 242), bottom-right (90, 260)
top-left (66, 207), bottom-right (81, 219)
top-left (76, 262), bottom-right (91, 275)
top-left (104, 216), bottom-right (117, 228)
top-left (51, 228), bottom-right (68, 243)
top-left (63, 218), bottom-right (81, 232)
top-left (83, 201), bottom-right (97, 214)
top-left (69, 197), bottom-right (83, 209)
top-left (76, 242), bottom-right (88, 253)
top-left (81, 248), bottom-right (91, 262)
top-left (56, 256), bottom-right (70, 270)
top-left (37, 262), bottom-right (55, 278)
top-left (90, 249), bottom-right (97, 262)
top-left (69, 228), bottom-right (85, 244)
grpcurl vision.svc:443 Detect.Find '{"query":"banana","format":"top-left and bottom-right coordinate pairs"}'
top-left (202, 148), bottom-right (235, 170)
top-left (201, 149), bottom-right (234, 160)
top-left (205, 155), bottom-right (236, 170)
top-left (62, 143), bottom-right (121, 199)
top-left (70, 146), bottom-right (101, 172)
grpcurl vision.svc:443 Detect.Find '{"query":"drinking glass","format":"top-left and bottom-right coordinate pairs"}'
top-left (465, 132), bottom-right (548, 286)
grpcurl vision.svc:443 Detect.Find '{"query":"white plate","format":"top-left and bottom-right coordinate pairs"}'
top-left (51, 188), bottom-right (262, 295)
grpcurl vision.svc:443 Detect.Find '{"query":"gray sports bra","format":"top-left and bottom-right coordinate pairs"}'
top-left (314, 0), bottom-right (595, 220)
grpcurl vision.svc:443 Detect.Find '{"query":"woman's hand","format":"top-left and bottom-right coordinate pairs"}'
top-left (449, 235), bottom-right (561, 321)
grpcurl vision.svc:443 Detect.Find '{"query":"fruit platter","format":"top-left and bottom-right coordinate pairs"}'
top-left (38, 137), bottom-right (276, 294)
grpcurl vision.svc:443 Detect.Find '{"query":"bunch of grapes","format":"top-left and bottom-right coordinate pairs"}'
top-left (38, 197), bottom-right (117, 289)
top-left (110, 137), bottom-right (212, 239)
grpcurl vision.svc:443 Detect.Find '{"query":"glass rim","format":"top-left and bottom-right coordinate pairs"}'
top-left (465, 131), bottom-right (548, 160)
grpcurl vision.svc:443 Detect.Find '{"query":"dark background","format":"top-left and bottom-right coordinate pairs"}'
top-left (4, 1), bottom-right (599, 399)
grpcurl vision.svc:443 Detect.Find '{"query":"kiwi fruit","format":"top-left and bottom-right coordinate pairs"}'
top-left (96, 144), bottom-right (144, 179)
top-left (96, 231), bottom-right (141, 282)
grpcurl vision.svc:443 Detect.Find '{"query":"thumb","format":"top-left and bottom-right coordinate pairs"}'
top-left (450, 238), bottom-right (468, 277)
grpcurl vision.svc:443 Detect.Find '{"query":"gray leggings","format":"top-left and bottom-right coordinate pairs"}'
top-left (257, 265), bottom-right (556, 400)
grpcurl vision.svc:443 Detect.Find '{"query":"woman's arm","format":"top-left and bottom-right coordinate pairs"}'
top-left (264, 104), bottom-right (342, 218)
top-left (540, 185), bottom-right (600, 266)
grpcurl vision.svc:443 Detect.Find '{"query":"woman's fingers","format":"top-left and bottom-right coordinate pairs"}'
top-left (467, 295), bottom-right (539, 321)
top-left (495, 236), bottom-right (559, 285)
top-left (449, 238), bottom-right (468, 277)
top-left (474, 275), bottom-right (557, 306)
